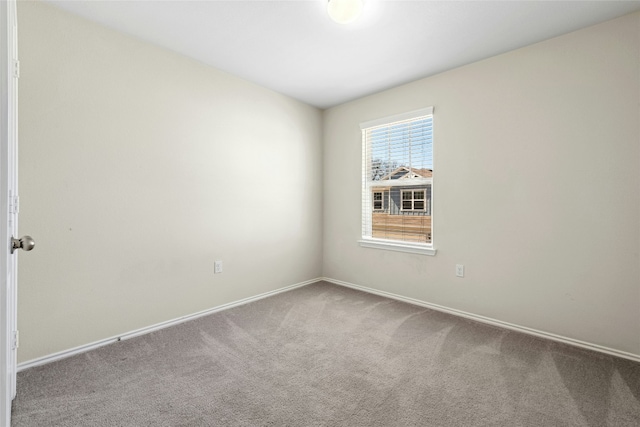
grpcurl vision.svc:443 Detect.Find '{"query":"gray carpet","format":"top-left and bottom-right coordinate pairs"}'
top-left (11, 281), bottom-right (640, 426)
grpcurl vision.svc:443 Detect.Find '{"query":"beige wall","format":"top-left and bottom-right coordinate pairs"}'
top-left (323, 13), bottom-right (640, 356)
top-left (17, 1), bottom-right (323, 362)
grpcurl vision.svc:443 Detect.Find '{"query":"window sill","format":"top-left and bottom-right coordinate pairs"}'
top-left (358, 238), bottom-right (437, 256)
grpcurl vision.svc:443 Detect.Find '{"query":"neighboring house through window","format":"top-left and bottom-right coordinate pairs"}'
top-left (359, 107), bottom-right (435, 256)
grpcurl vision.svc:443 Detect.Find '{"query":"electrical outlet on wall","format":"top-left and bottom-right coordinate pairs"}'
top-left (456, 264), bottom-right (464, 278)
top-left (214, 260), bottom-right (223, 274)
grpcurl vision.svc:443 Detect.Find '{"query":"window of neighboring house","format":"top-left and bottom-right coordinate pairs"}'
top-left (359, 107), bottom-right (436, 256)
top-left (373, 191), bottom-right (383, 210)
top-left (401, 189), bottom-right (426, 211)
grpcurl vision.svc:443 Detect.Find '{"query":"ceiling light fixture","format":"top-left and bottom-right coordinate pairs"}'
top-left (327, 0), bottom-right (364, 25)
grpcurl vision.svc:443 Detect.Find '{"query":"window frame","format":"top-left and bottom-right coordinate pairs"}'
top-left (372, 190), bottom-right (384, 211)
top-left (358, 107), bottom-right (436, 256)
top-left (400, 188), bottom-right (427, 212)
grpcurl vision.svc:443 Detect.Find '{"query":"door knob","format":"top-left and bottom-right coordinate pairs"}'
top-left (11, 235), bottom-right (35, 254)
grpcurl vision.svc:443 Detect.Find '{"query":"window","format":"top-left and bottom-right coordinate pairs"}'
top-left (401, 189), bottom-right (427, 211)
top-left (359, 107), bottom-right (435, 256)
top-left (373, 191), bottom-right (384, 210)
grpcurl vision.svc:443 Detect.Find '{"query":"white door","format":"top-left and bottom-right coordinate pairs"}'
top-left (1, 1), bottom-right (19, 425)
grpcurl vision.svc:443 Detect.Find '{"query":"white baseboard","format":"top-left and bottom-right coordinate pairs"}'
top-left (321, 277), bottom-right (640, 363)
top-left (17, 277), bottom-right (322, 372)
top-left (18, 276), bottom-right (640, 371)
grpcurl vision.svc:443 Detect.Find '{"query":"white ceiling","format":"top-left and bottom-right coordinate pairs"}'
top-left (46, 0), bottom-right (640, 109)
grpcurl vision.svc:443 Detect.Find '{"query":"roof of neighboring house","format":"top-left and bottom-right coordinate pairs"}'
top-left (381, 166), bottom-right (432, 180)
top-left (413, 168), bottom-right (433, 178)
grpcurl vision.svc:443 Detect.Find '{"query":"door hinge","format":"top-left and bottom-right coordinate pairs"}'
top-left (13, 60), bottom-right (20, 79)
top-left (9, 195), bottom-right (19, 215)
top-left (11, 331), bottom-right (18, 350)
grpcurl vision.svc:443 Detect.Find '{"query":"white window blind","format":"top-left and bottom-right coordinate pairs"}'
top-left (361, 108), bottom-right (433, 247)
